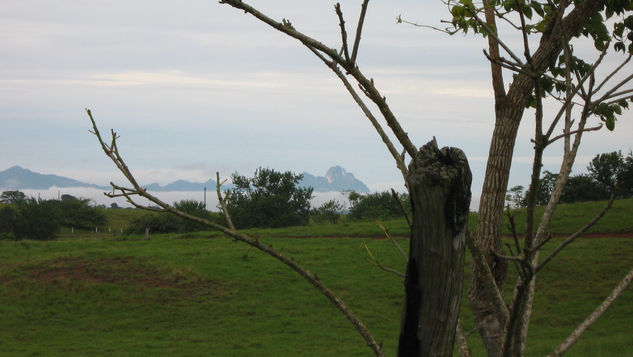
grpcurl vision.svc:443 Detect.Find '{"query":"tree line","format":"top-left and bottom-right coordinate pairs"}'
top-left (127, 167), bottom-right (411, 234)
top-left (507, 151), bottom-right (633, 208)
top-left (0, 167), bottom-right (412, 240)
top-left (0, 192), bottom-right (107, 240)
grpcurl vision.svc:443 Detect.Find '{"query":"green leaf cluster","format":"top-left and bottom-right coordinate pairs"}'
top-left (509, 150), bottom-right (633, 207)
top-left (225, 167), bottom-right (313, 229)
top-left (125, 200), bottom-right (221, 234)
top-left (347, 191), bottom-right (410, 221)
top-left (0, 198), bottom-right (62, 240)
top-left (311, 199), bottom-right (345, 224)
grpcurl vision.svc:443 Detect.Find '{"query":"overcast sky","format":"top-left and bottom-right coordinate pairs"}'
top-left (1, 1), bottom-right (632, 208)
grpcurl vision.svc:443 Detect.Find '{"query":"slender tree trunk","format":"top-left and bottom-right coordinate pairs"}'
top-left (398, 140), bottom-right (472, 357)
top-left (470, 2), bottom-right (607, 355)
top-left (470, 100), bottom-right (525, 357)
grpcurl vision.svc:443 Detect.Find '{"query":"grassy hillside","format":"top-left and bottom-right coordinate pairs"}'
top-left (2, 198), bottom-right (630, 355)
top-left (499, 198), bottom-right (633, 235)
top-left (1, 232), bottom-right (632, 356)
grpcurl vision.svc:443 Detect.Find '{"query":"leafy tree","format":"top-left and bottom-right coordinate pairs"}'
top-left (126, 200), bottom-right (220, 234)
top-left (11, 198), bottom-right (62, 240)
top-left (0, 190), bottom-right (26, 204)
top-left (225, 167), bottom-right (313, 228)
top-left (620, 151), bottom-right (633, 197)
top-left (505, 185), bottom-right (526, 208)
top-left (588, 151), bottom-right (625, 192)
top-left (311, 199), bottom-right (345, 224)
top-left (522, 152), bottom-right (633, 206)
top-left (57, 195), bottom-right (107, 229)
top-left (348, 191), bottom-right (410, 220)
top-left (561, 174), bottom-right (609, 203)
top-left (0, 205), bottom-right (17, 239)
top-left (173, 200), bottom-right (217, 232)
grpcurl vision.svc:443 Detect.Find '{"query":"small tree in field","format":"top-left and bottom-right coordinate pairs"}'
top-left (311, 199), bottom-right (345, 224)
top-left (87, 0), bottom-right (633, 356)
top-left (57, 195), bottom-right (107, 230)
top-left (225, 167), bottom-right (313, 228)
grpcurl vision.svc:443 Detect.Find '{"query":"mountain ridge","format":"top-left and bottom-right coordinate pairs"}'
top-left (0, 165), bottom-right (370, 193)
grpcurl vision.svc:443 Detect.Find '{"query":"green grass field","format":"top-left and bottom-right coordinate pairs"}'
top-left (59, 198), bottom-right (633, 240)
top-left (1, 199), bottom-right (632, 356)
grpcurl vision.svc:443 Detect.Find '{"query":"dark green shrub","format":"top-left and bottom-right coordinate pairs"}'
top-left (12, 198), bottom-right (62, 240)
top-left (348, 191), bottom-right (410, 221)
top-left (311, 200), bottom-right (345, 224)
top-left (225, 167), bottom-right (313, 228)
top-left (125, 200), bottom-right (222, 234)
top-left (57, 195), bottom-right (107, 229)
top-left (0, 205), bottom-right (17, 234)
top-left (0, 190), bottom-right (26, 204)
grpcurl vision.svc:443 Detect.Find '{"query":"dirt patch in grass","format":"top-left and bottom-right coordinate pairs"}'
top-left (1, 256), bottom-right (221, 298)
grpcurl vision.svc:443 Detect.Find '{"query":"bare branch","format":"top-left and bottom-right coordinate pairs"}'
top-left (86, 110), bottom-right (385, 357)
top-left (591, 71), bottom-right (633, 108)
top-left (482, 50), bottom-right (534, 77)
top-left (470, 2), bottom-right (525, 68)
top-left (515, 0), bottom-right (532, 62)
top-left (465, 231), bottom-right (510, 322)
top-left (376, 221), bottom-right (408, 263)
top-left (363, 243), bottom-right (405, 278)
top-left (531, 231), bottom-right (554, 255)
top-left (504, 207), bottom-right (521, 254)
top-left (544, 46), bottom-right (608, 140)
top-left (549, 265), bottom-right (633, 357)
top-left (593, 53), bottom-right (632, 94)
top-left (391, 189), bottom-right (411, 229)
top-left (545, 124), bottom-right (603, 147)
top-left (536, 191), bottom-right (617, 273)
top-left (216, 172), bottom-right (236, 231)
top-left (220, 0), bottom-right (418, 160)
top-left (481, 0), bottom-right (506, 101)
top-left (456, 318), bottom-right (472, 357)
top-left (334, 3), bottom-right (351, 63)
top-left (601, 90), bottom-right (633, 104)
top-left (350, 0), bottom-right (369, 66)
top-left (396, 15), bottom-right (458, 34)
top-left (307, 47), bottom-right (408, 179)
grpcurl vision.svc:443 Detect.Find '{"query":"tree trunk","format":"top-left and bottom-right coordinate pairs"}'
top-left (398, 140), bottom-right (472, 357)
top-left (470, 2), bottom-right (607, 355)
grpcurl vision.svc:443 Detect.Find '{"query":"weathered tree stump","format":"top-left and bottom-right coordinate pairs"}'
top-left (398, 139), bottom-right (472, 357)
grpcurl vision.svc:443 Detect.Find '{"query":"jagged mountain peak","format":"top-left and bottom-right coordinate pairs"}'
top-left (301, 166), bottom-right (369, 193)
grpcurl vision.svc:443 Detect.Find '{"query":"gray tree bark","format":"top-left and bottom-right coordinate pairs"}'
top-left (398, 140), bottom-right (472, 357)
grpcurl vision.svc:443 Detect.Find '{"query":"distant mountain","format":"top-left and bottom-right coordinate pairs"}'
top-left (145, 179), bottom-right (224, 192)
top-left (0, 165), bottom-right (370, 193)
top-left (0, 166), bottom-right (109, 190)
top-left (300, 166), bottom-right (370, 193)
